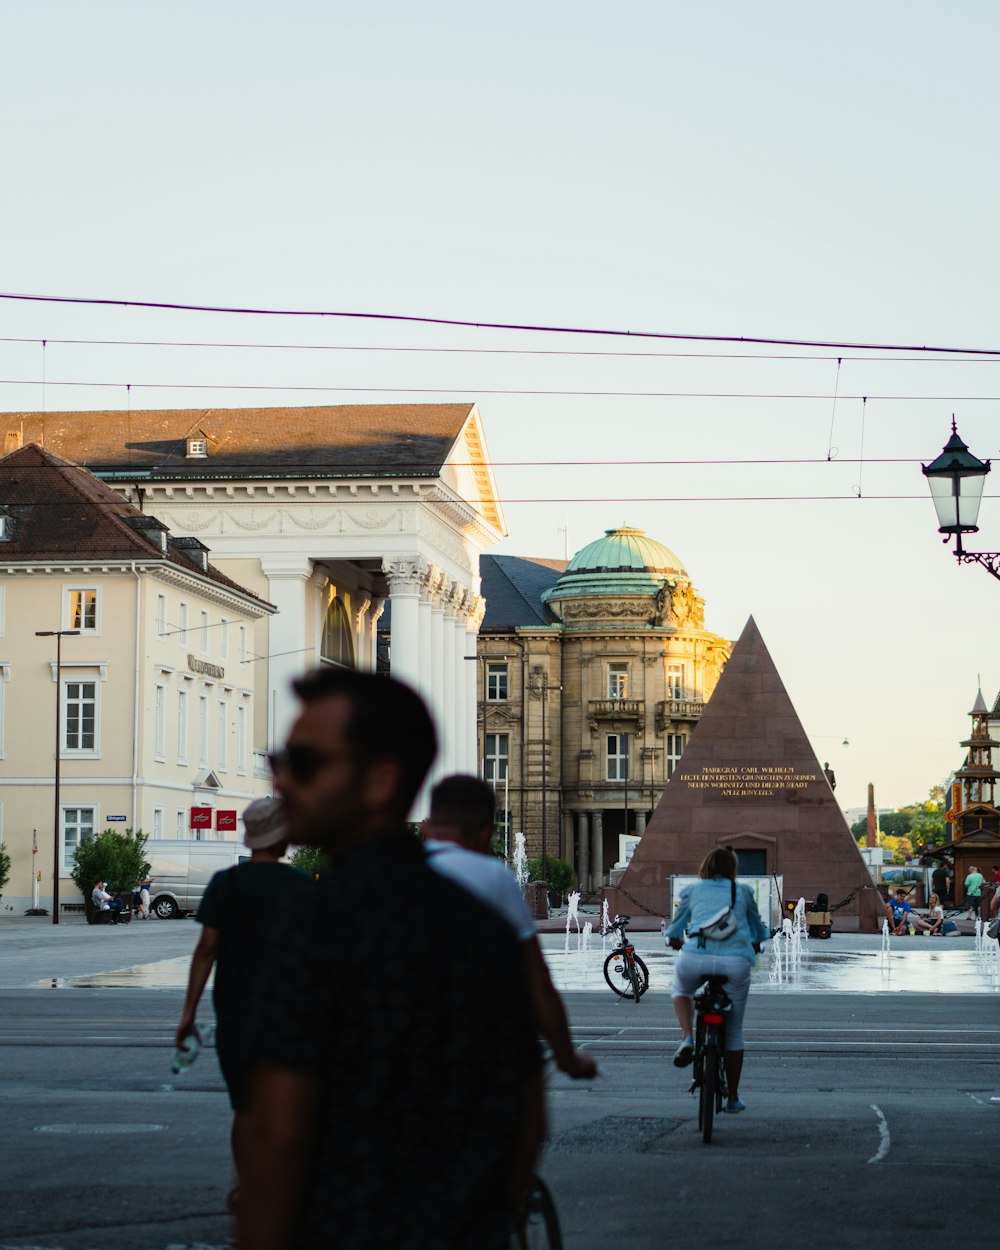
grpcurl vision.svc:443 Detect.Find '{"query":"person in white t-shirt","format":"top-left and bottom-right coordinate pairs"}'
top-left (424, 775), bottom-right (596, 1080)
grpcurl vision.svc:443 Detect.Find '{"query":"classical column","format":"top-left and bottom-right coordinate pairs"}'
top-left (429, 577), bottom-right (447, 765)
top-left (464, 595), bottom-right (485, 774)
top-left (592, 809), bottom-right (604, 889)
top-left (368, 599), bottom-right (385, 670)
top-left (383, 556), bottom-right (426, 693)
top-left (353, 594), bottom-right (372, 670)
top-left (441, 585), bottom-right (459, 776)
top-left (261, 555), bottom-right (313, 749)
top-left (577, 810), bottom-right (590, 892)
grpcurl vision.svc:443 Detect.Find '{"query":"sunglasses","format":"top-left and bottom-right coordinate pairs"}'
top-left (269, 744), bottom-right (352, 784)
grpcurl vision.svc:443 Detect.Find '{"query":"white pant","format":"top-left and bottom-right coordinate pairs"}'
top-left (671, 951), bottom-right (753, 1050)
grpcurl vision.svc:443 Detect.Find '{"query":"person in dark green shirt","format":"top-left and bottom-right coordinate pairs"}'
top-left (964, 865), bottom-right (985, 919)
top-left (175, 798), bottom-right (312, 1211)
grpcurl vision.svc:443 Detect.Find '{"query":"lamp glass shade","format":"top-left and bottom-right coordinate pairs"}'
top-left (926, 471), bottom-right (987, 533)
top-left (922, 423), bottom-right (991, 534)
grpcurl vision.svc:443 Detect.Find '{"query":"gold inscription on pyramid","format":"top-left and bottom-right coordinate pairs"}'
top-left (684, 764), bottom-right (819, 797)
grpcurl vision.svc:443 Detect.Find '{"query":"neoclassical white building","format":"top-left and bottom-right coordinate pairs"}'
top-left (5, 404), bottom-right (505, 787)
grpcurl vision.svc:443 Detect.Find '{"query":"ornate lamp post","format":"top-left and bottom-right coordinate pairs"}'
top-left (36, 629), bottom-right (79, 924)
top-left (922, 418), bottom-right (1000, 580)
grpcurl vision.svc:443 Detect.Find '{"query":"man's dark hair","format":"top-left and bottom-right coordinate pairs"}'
top-left (291, 669), bottom-right (437, 811)
top-left (429, 774), bottom-right (496, 841)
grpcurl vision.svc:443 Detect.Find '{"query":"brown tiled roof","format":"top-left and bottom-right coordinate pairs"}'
top-left (0, 443), bottom-right (273, 608)
top-left (1, 404), bottom-right (475, 479)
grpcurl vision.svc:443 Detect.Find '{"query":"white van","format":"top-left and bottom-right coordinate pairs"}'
top-left (144, 840), bottom-right (249, 919)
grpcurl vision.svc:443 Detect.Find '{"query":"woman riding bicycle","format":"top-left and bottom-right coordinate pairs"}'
top-left (664, 846), bottom-right (770, 1114)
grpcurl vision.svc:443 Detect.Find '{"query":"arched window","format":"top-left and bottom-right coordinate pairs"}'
top-left (320, 596), bottom-right (355, 669)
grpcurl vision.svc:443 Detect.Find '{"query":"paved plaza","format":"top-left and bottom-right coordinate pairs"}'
top-left (0, 912), bottom-right (997, 1249)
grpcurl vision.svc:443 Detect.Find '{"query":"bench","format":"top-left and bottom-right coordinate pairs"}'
top-left (84, 898), bottom-right (133, 925)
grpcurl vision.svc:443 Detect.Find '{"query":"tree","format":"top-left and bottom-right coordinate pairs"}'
top-left (527, 855), bottom-right (574, 903)
top-left (289, 846), bottom-right (327, 880)
top-left (71, 829), bottom-right (150, 898)
top-left (0, 841), bottom-right (10, 896)
top-left (851, 788), bottom-right (947, 853)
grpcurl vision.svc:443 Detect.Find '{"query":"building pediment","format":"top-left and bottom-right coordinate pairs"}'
top-left (438, 406), bottom-right (506, 536)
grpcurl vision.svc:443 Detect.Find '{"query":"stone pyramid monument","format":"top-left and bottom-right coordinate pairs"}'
top-left (606, 616), bottom-right (883, 931)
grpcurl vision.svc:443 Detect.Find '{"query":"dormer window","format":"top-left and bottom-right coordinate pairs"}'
top-left (186, 438), bottom-right (208, 458)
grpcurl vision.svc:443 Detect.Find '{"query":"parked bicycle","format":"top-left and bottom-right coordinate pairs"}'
top-left (513, 1173), bottom-right (563, 1249)
top-left (689, 974), bottom-right (732, 1143)
top-left (602, 914), bottom-right (649, 1002)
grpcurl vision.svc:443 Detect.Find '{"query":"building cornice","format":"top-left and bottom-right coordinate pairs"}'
top-left (0, 559), bottom-right (274, 618)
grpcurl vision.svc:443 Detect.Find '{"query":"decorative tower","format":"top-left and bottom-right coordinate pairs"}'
top-left (953, 690), bottom-right (1000, 826)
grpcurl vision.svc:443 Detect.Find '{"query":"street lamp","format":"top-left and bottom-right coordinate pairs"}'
top-left (922, 418), bottom-right (1000, 580)
top-left (533, 677), bottom-right (561, 885)
top-left (35, 629), bottom-right (79, 924)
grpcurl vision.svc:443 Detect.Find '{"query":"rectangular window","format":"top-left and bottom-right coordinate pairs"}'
top-left (156, 594), bottom-right (167, 640)
top-left (666, 733), bottom-right (686, 779)
top-left (486, 662), bottom-right (508, 702)
top-left (154, 684), bottom-right (166, 759)
top-left (177, 690), bottom-right (189, 762)
top-left (666, 665), bottom-right (683, 701)
top-left (198, 695), bottom-right (209, 766)
top-left (175, 809), bottom-right (185, 840)
top-left (179, 602), bottom-right (188, 648)
top-left (62, 805), bottom-right (95, 870)
top-left (64, 681), bottom-right (97, 751)
top-left (607, 733), bottom-right (629, 782)
top-left (484, 733), bottom-right (509, 783)
top-left (218, 700), bottom-right (229, 770)
top-left (220, 618), bottom-right (229, 660)
top-left (200, 610), bottom-right (209, 653)
top-left (239, 624), bottom-right (248, 666)
top-left (236, 704), bottom-right (247, 773)
top-left (152, 807), bottom-right (164, 840)
top-left (66, 588), bottom-right (98, 633)
top-left (608, 664), bottom-right (629, 699)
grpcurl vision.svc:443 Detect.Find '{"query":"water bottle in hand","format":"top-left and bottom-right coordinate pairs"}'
top-left (171, 1028), bottom-right (202, 1075)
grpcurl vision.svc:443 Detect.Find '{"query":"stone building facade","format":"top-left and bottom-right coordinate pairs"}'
top-left (476, 527), bottom-right (730, 890)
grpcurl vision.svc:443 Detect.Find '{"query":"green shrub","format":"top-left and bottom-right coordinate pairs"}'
top-left (289, 845), bottom-right (327, 880)
top-left (71, 829), bottom-right (150, 897)
top-left (527, 855), bottom-right (574, 900)
top-left (0, 841), bottom-right (10, 895)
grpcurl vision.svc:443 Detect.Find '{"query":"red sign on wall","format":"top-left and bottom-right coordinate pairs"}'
top-left (216, 810), bottom-right (237, 832)
top-left (190, 806), bottom-right (212, 829)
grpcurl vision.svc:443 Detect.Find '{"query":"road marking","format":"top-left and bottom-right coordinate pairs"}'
top-left (868, 1104), bottom-right (891, 1163)
top-left (966, 1093), bottom-right (988, 1105)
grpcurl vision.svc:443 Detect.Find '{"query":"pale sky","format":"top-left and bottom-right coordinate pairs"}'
top-left (2, 1), bottom-right (998, 811)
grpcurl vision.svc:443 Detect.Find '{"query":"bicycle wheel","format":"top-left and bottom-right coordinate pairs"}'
top-left (603, 951), bottom-right (649, 1000)
top-left (603, 950), bottom-right (633, 997)
top-left (514, 1175), bottom-right (563, 1250)
top-left (701, 1041), bottom-right (718, 1143)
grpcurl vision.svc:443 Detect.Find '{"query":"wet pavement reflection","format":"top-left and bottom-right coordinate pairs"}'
top-left (47, 936), bottom-right (1000, 994)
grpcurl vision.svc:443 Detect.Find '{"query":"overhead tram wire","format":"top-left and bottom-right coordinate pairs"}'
top-left (3, 376), bottom-right (1000, 402)
top-left (3, 290), bottom-right (1000, 357)
top-left (5, 334), bottom-right (1000, 365)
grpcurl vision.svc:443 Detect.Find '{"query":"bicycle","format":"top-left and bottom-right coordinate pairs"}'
top-left (513, 1173), bottom-right (563, 1249)
top-left (602, 914), bottom-right (649, 1002)
top-left (689, 974), bottom-right (732, 1143)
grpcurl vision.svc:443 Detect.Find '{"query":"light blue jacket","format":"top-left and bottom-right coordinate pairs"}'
top-left (666, 877), bottom-right (771, 964)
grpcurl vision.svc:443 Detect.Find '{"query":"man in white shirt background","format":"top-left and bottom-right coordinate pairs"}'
top-left (424, 774), bottom-right (597, 1080)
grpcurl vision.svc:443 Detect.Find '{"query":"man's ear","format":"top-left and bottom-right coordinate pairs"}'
top-left (471, 823), bottom-right (494, 854)
top-left (362, 757), bottom-right (405, 814)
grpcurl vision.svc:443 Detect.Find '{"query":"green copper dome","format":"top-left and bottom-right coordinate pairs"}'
top-left (541, 525), bottom-right (688, 604)
top-left (564, 526), bottom-right (686, 577)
